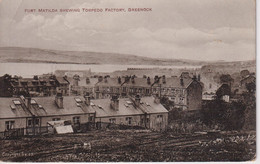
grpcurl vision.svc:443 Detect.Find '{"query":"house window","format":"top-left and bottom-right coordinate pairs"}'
top-left (89, 116), bottom-right (94, 122)
top-left (35, 118), bottom-right (40, 126)
top-left (52, 118), bottom-right (61, 121)
top-left (28, 119), bottom-right (32, 126)
top-left (109, 118), bottom-right (116, 124)
top-left (126, 117), bottom-right (132, 125)
top-left (73, 116), bottom-right (80, 124)
top-left (5, 121), bottom-right (15, 130)
top-left (157, 115), bottom-right (163, 122)
top-left (28, 118), bottom-right (40, 127)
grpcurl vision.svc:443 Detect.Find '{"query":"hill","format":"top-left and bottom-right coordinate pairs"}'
top-left (0, 47), bottom-right (255, 67)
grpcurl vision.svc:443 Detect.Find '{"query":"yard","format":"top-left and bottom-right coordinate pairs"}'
top-left (0, 129), bottom-right (256, 162)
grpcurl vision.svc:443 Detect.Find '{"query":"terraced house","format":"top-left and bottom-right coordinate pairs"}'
top-left (93, 74), bottom-right (202, 111)
top-left (0, 93), bottom-right (168, 137)
top-left (151, 75), bottom-right (203, 110)
top-left (9, 75), bottom-right (70, 97)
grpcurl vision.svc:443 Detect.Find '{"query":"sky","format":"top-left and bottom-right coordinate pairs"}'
top-left (0, 0), bottom-right (256, 61)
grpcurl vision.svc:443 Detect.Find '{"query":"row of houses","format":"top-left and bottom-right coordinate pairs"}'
top-left (71, 74), bottom-right (203, 111)
top-left (9, 75), bottom-right (70, 97)
top-left (4, 73), bottom-right (203, 111)
top-left (0, 93), bottom-right (168, 134)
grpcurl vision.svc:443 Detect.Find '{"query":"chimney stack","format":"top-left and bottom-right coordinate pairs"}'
top-left (180, 77), bottom-right (184, 86)
top-left (198, 74), bottom-right (201, 82)
top-left (104, 76), bottom-right (108, 83)
top-left (118, 77), bottom-right (121, 84)
top-left (25, 97), bottom-right (31, 109)
top-left (154, 94), bottom-right (160, 104)
top-left (162, 75), bottom-right (166, 84)
top-left (55, 92), bottom-right (63, 109)
top-left (110, 95), bottom-right (119, 111)
top-left (147, 77), bottom-right (151, 84)
top-left (84, 92), bottom-right (91, 106)
top-left (98, 76), bottom-right (103, 82)
top-left (73, 74), bottom-right (80, 86)
top-left (131, 76), bottom-right (135, 83)
top-left (134, 94), bottom-right (141, 107)
top-left (86, 77), bottom-right (90, 84)
top-left (192, 75), bottom-right (197, 81)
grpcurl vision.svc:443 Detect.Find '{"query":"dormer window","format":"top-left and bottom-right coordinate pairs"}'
top-left (31, 99), bottom-right (37, 105)
top-left (10, 105), bottom-right (16, 110)
top-left (13, 100), bottom-right (21, 105)
top-left (75, 98), bottom-right (82, 103)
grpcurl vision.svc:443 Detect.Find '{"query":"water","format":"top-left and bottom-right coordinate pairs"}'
top-left (0, 62), bottom-right (201, 77)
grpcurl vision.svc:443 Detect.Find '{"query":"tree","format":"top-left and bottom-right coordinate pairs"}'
top-left (220, 74), bottom-right (234, 84)
top-left (246, 82), bottom-right (256, 93)
top-left (201, 99), bottom-right (246, 130)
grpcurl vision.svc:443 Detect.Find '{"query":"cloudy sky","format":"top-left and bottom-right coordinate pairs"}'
top-left (0, 0), bottom-right (255, 61)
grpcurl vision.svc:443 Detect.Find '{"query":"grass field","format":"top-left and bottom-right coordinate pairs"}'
top-left (0, 129), bottom-right (256, 162)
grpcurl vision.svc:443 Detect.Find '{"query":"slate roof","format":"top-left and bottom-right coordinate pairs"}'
top-left (0, 96), bottom-right (168, 119)
top-left (10, 77), bottom-right (56, 88)
top-left (96, 78), bottom-right (122, 87)
top-left (0, 98), bottom-right (32, 118)
top-left (89, 96), bottom-right (168, 118)
top-left (56, 77), bottom-right (69, 84)
top-left (122, 78), bottom-right (152, 88)
top-left (31, 97), bottom-right (95, 117)
top-left (78, 78), bottom-right (98, 87)
top-left (152, 77), bottom-right (193, 88)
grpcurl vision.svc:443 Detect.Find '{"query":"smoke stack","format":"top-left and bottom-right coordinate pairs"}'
top-left (154, 94), bottom-right (160, 104)
top-left (84, 92), bottom-right (91, 106)
top-left (134, 95), bottom-right (141, 107)
top-left (110, 95), bottom-right (119, 111)
top-left (55, 92), bottom-right (63, 109)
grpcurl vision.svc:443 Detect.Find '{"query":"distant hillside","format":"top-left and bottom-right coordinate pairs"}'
top-left (0, 47), bottom-right (255, 66)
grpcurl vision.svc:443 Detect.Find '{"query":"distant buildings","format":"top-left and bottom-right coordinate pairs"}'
top-left (3, 72), bottom-right (203, 111)
top-left (9, 75), bottom-right (70, 97)
top-left (91, 74), bottom-right (202, 110)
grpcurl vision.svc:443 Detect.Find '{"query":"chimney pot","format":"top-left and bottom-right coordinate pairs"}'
top-left (154, 94), bottom-right (160, 104)
top-left (84, 93), bottom-right (91, 105)
top-left (25, 97), bottom-right (31, 109)
top-left (110, 95), bottom-right (119, 111)
top-left (134, 94), bottom-right (141, 107)
top-left (98, 76), bottom-right (103, 82)
top-left (55, 92), bottom-right (63, 108)
top-left (118, 77), bottom-right (121, 84)
top-left (180, 78), bottom-right (184, 86)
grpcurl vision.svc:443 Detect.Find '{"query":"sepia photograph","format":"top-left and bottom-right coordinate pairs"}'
top-left (0, 0), bottom-right (256, 162)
